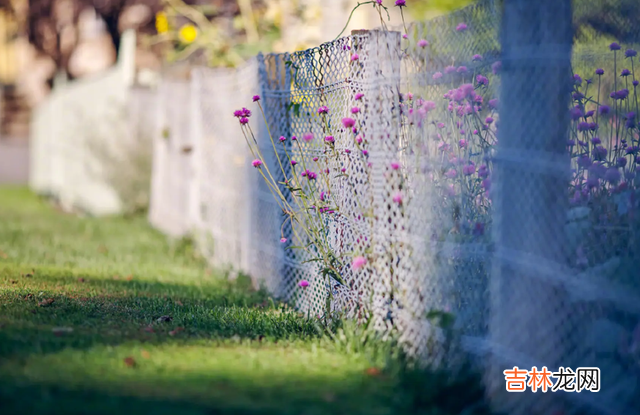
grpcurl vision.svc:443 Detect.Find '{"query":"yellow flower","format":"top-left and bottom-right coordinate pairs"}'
top-left (155, 12), bottom-right (169, 34)
top-left (179, 24), bottom-right (198, 44)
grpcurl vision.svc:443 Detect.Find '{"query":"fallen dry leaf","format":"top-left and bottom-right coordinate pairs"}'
top-left (143, 326), bottom-right (155, 333)
top-left (98, 246), bottom-right (108, 254)
top-left (169, 327), bottom-right (185, 336)
top-left (123, 357), bottom-right (136, 367)
top-left (52, 327), bottom-right (73, 336)
top-left (365, 367), bottom-right (381, 377)
top-left (0, 250), bottom-right (8, 259)
top-left (125, 275), bottom-right (133, 281)
top-left (141, 350), bottom-right (151, 359)
top-left (156, 316), bottom-right (173, 323)
top-left (24, 294), bottom-right (34, 300)
top-left (78, 277), bottom-right (85, 283)
top-left (38, 298), bottom-right (55, 307)
top-left (175, 300), bottom-right (183, 306)
top-left (113, 275), bottom-right (120, 280)
top-left (181, 145), bottom-right (193, 154)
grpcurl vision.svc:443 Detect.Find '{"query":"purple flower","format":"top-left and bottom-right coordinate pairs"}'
top-left (320, 191), bottom-right (326, 201)
top-left (252, 95), bottom-right (260, 102)
top-left (317, 106), bottom-right (329, 114)
top-left (291, 136), bottom-right (297, 141)
top-left (351, 53), bottom-right (359, 62)
top-left (356, 136), bottom-right (363, 144)
top-left (610, 42), bottom-right (621, 51)
top-left (341, 168), bottom-right (346, 173)
top-left (625, 49), bottom-right (637, 58)
top-left (444, 66), bottom-right (456, 74)
top-left (485, 116), bottom-right (494, 124)
top-left (570, 107), bottom-right (583, 120)
top-left (488, 98), bottom-right (499, 109)
top-left (352, 256), bottom-right (367, 270)
top-left (457, 66), bottom-right (468, 74)
top-left (392, 192), bottom-right (403, 205)
top-left (303, 132), bottom-right (314, 142)
top-left (342, 117), bottom-right (356, 128)
top-left (591, 137), bottom-right (601, 145)
top-left (478, 164), bottom-right (489, 179)
top-left (437, 122), bottom-right (445, 128)
top-left (573, 74), bottom-right (582, 85)
top-left (621, 69), bottom-right (631, 77)
top-left (298, 280), bottom-right (309, 288)
top-left (458, 139), bottom-right (467, 148)
top-left (578, 122), bottom-right (589, 132)
top-left (634, 80), bottom-right (640, 87)
top-left (472, 54), bottom-right (483, 61)
top-left (585, 110), bottom-right (595, 118)
top-left (476, 75), bottom-right (489, 86)
top-left (239, 117), bottom-right (249, 125)
top-left (252, 159), bottom-right (263, 168)
top-left (463, 163), bottom-right (476, 176)
top-left (445, 169), bottom-right (457, 179)
top-left (351, 107), bottom-right (360, 114)
top-left (355, 93), bottom-right (364, 100)
top-left (433, 72), bottom-right (443, 80)
top-left (593, 145), bottom-right (608, 161)
top-left (391, 162), bottom-right (400, 170)
top-left (291, 160), bottom-right (297, 166)
top-left (324, 136), bottom-right (335, 143)
top-left (362, 150), bottom-right (369, 156)
top-left (595, 68), bottom-right (604, 75)
top-left (241, 108), bottom-right (251, 118)
top-left (617, 157), bottom-right (628, 168)
top-left (402, 33), bottom-right (408, 39)
top-left (395, 0), bottom-right (406, 6)
top-left (456, 22), bottom-right (468, 32)
top-left (481, 178), bottom-right (491, 191)
top-left (491, 61), bottom-right (502, 75)
top-left (233, 109), bottom-right (243, 117)
top-left (417, 39), bottom-right (429, 48)
top-left (599, 105), bottom-right (610, 115)
top-left (344, 149), bottom-right (351, 154)
top-left (577, 155), bottom-right (592, 168)
top-left (605, 167), bottom-right (621, 184)
top-left (280, 237), bottom-right (287, 243)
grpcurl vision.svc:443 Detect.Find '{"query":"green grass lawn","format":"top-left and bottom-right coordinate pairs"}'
top-left (0, 186), bottom-right (490, 415)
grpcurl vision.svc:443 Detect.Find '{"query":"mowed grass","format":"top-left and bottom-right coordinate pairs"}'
top-left (0, 186), bottom-right (490, 415)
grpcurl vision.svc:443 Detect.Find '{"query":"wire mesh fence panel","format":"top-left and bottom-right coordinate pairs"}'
top-left (192, 59), bottom-right (261, 277)
top-left (148, 78), bottom-right (194, 237)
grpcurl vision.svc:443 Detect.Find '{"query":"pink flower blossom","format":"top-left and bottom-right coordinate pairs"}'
top-left (252, 95), bottom-right (260, 102)
top-left (351, 53), bottom-right (360, 61)
top-left (279, 136), bottom-right (286, 142)
top-left (393, 192), bottom-right (403, 205)
top-left (298, 280), bottom-right (309, 287)
top-left (433, 72), bottom-right (443, 80)
top-left (395, 0), bottom-right (406, 7)
top-left (463, 163), bottom-right (476, 176)
top-left (342, 118), bottom-right (356, 128)
top-left (445, 169), bottom-right (457, 178)
top-left (391, 162), bottom-right (400, 170)
top-left (352, 256), bottom-right (367, 270)
top-left (324, 136), bottom-right (335, 143)
top-left (280, 237), bottom-right (287, 243)
top-left (317, 106), bottom-right (329, 114)
top-left (355, 93), bottom-right (364, 100)
top-left (291, 160), bottom-right (297, 166)
top-left (252, 159), bottom-right (263, 168)
top-left (356, 136), bottom-right (363, 144)
top-left (239, 117), bottom-right (249, 125)
top-left (303, 132), bottom-right (314, 142)
top-left (417, 39), bottom-right (429, 48)
top-left (351, 107), bottom-right (360, 114)
top-left (456, 22), bottom-right (468, 32)
top-left (472, 54), bottom-right (483, 61)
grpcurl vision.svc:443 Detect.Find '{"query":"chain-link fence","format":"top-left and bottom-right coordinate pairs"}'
top-left (29, 1), bottom-right (640, 414)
